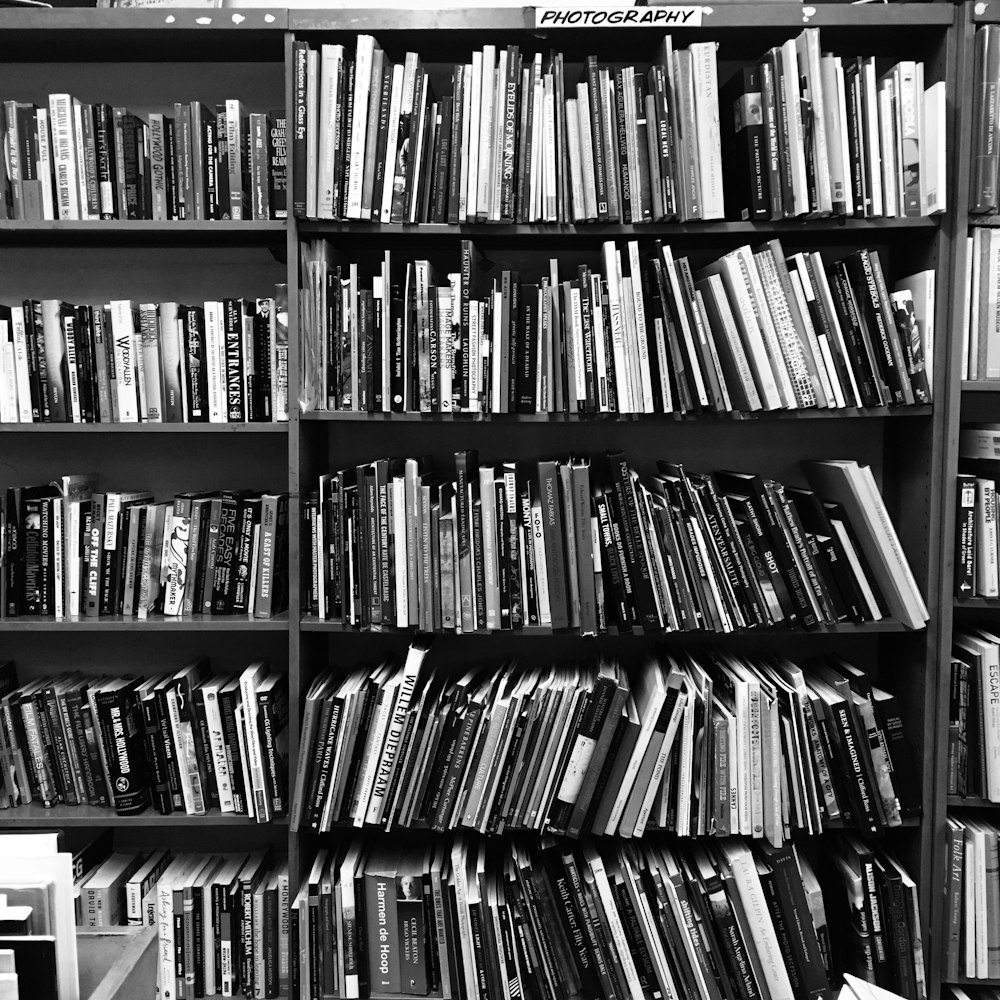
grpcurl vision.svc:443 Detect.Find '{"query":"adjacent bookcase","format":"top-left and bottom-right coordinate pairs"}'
top-left (0, 4), bottom-right (974, 1000)
top-left (936, 0), bottom-right (1000, 993)
top-left (0, 8), bottom-right (293, 871)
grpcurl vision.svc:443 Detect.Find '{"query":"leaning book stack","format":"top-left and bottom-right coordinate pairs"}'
top-left (0, 659), bottom-right (288, 822)
top-left (291, 640), bottom-right (919, 841)
top-left (300, 238), bottom-right (932, 415)
top-left (0, 291), bottom-right (288, 425)
top-left (291, 832), bottom-right (925, 1000)
top-left (305, 451), bottom-right (929, 634)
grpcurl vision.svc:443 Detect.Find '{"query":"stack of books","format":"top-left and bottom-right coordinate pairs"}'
top-left (0, 659), bottom-right (288, 821)
top-left (151, 851), bottom-right (289, 999)
top-left (949, 629), bottom-right (1000, 803)
top-left (300, 238), bottom-right (933, 415)
top-left (292, 833), bottom-right (925, 1000)
top-left (945, 814), bottom-right (1000, 982)
top-left (0, 291), bottom-right (289, 424)
top-left (291, 640), bottom-right (919, 840)
top-left (954, 425), bottom-right (1000, 597)
top-left (292, 28), bottom-right (945, 225)
top-left (1, 97), bottom-right (286, 222)
top-left (1, 476), bottom-right (290, 620)
top-left (305, 451), bottom-right (929, 634)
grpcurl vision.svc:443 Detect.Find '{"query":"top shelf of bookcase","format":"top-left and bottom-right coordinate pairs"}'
top-left (0, 7), bottom-right (288, 61)
top-left (289, 4), bottom-right (954, 34)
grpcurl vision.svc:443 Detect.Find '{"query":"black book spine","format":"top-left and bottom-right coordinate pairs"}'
top-left (154, 688), bottom-right (184, 811)
top-left (292, 41), bottom-right (308, 217)
top-left (211, 493), bottom-right (242, 614)
top-left (94, 686), bottom-right (150, 816)
top-left (139, 693), bottom-right (173, 814)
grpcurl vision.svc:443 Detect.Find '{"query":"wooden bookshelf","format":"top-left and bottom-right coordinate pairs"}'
top-left (0, 4), bottom-right (969, 999)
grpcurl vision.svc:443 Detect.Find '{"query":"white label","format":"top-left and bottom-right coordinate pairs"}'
top-left (534, 5), bottom-right (702, 27)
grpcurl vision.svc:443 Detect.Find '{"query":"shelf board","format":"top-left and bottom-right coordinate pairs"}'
top-left (954, 597), bottom-right (1000, 609)
top-left (291, 4), bottom-right (952, 33)
top-left (946, 979), bottom-right (1000, 987)
top-left (0, 613), bottom-right (288, 632)
top-left (948, 795), bottom-right (999, 809)
top-left (0, 422), bottom-right (288, 434)
top-left (962, 380), bottom-right (1000, 393)
top-left (0, 8), bottom-right (289, 31)
top-left (0, 803), bottom-right (289, 828)
top-left (0, 219), bottom-right (286, 245)
top-left (300, 616), bottom-right (912, 636)
top-left (302, 406), bottom-right (933, 424)
top-left (297, 217), bottom-right (939, 239)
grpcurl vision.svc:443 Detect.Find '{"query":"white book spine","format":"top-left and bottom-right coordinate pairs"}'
top-left (240, 669), bottom-right (271, 823)
top-left (466, 52), bottom-right (483, 221)
top-left (346, 37), bottom-right (374, 219)
top-left (627, 242), bottom-right (654, 412)
top-left (723, 843), bottom-right (796, 1000)
top-left (476, 45), bottom-right (496, 220)
top-left (11, 307), bottom-right (32, 423)
top-left (530, 500), bottom-right (551, 625)
top-left (691, 41), bottom-right (724, 219)
top-left (48, 94), bottom-right (79, 220)
top-left (204, 302), bottom-right (226, 423)
top-left (379, 64), bottom-right (404, 222)
top-left (36, 107), bottom-right (55, 221)
top-left (71, 99), bottom-right (92, 220)
top-left (317, 45), bottom-right (342, 220)
top-left (109, 300), bottom-right (140, 422)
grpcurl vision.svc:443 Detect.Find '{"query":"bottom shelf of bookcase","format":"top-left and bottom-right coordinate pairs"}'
top-left (946, 978), bottom-right (1000, 987)
top-left (1, 803), bottom-right (290, 827)
top-left (78, 925), bottom-right (156, 1000)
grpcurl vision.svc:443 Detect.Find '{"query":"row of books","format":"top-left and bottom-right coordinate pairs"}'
top-left (963, 228), bottom-right (1000, 382)
top-left (291, 640), bottom-right (918, 841)
top-left (150, 851), bottom-right (289, 999)
top-left (1, 476), bottom-right (290, 620)
top-left (305, 451), bottom-right (930, 634)
top-left (299, 238), bottom-right (933, 416)
top-left (292, 36), bottom-right (722, 225)
top-left (291, 833), bottom-right (925, 1000)
top-left (945, 814), bottom-right (1000, 983)
top-left (0, 659), bottom-right (288, 821)
top-left (1, 96), bottom-right (286, 222)
top-left (0, 291), bottom-right (289, 425)
top-left (955, 426), bottom-right (1000, 597)
top-left (948, 630), bottom-right (1000, 804)
top-left (972, 26), bottom-right (1000, 215)
top-left (724, 40), bottom-right (944, 221)
top-left (291, 29), bottom-right (945, 224)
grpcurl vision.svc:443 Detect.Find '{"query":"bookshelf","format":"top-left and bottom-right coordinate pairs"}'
top-left (288, 3), bottom-right (953, 1000)
top-left (0, 4), bottom-right (975, 1000)
top-left (0, 16), bottom-right (295, 979)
